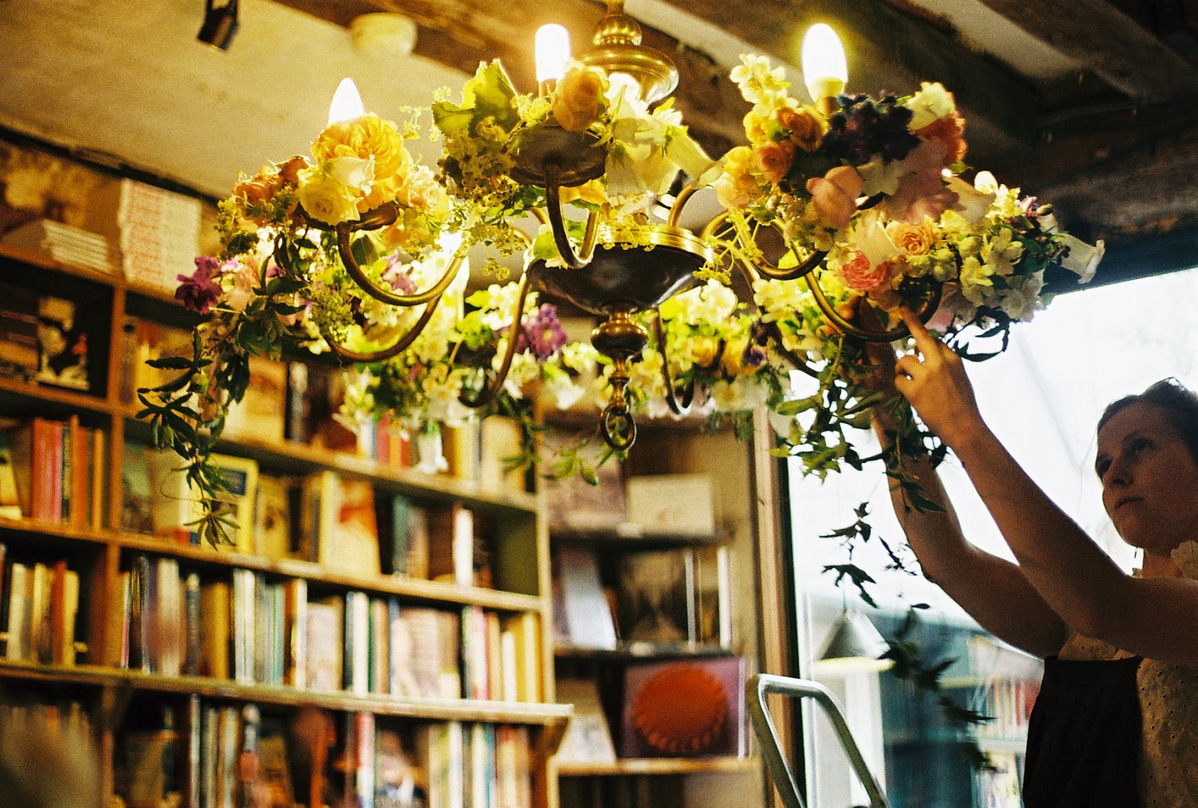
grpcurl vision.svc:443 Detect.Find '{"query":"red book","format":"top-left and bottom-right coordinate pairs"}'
top-left (68, 416), bottom-right (89, 529)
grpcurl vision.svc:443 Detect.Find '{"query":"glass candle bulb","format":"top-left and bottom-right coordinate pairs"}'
top-left (327, 77), bottom-right (365, 125)
top-left (801, 24), bottom-right (848, 103)
top-left (536, 24), bottom-right (571, 85)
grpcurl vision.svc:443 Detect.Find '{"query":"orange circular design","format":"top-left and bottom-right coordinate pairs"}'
top-left (630, 664), bottom-right (729, 754)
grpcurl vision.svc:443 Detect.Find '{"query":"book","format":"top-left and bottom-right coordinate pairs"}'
top-left (343, 590), bottom-right (371, 695)
top-left (0, 432), bottom-right (24, 518)
top-left (620, 656), bottom-right (746, 758)
top-left (35, 292), bottom-right (89, 391)
top-left (376, 493), bottom-right (414, 577)
top-left (615, 548), bottom-right (695, 645)
top-left (540, 426), bottom-right (627, 532)
top-left (479, 415), bottom-right (527, 493)
top-left (210, 453), bottom-right (260, 553)
top-left (224, 355), bottom-right (288, 444)
top-left (257, 716), bottom-right (296, 808)
top-left (304, 598), bottom-right (344, 692)
top-left (199, 579), bottom-right (231, 679)
top-left (499, 611), bottom-right (541, 703)
top-left (554, 678), bottom-right (617, 765)
top-left (122, 703), bottom-right (181, 808)
top-left (253, 473), bottom-right (294, 560)
top-left (374, 725), bottom-right (421, 808)
top-left (551, 545), bottom-right (618, 650)
top-left (0, 218), bottom-right (116, 273)
top-left (0, 281), bottom-right (40, 380)
top-left (624, 473), bottom-right (717, 536)
top-left (121, 442), bottom-right (155, 535)
top-left (426, 502), bottom-right (474, 588)
top-left (145, 448), bottom-right (202, 543)
top-left (298, 470), bottom-right (381, 575)
top-left (328, 478), bottom-right (381, 577)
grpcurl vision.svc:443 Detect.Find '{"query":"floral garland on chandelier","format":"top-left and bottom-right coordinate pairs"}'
top-left (147, 49), bottom-right (1102, 547)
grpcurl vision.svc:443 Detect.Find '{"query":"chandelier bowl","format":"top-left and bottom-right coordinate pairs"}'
top-left (526, 225), bottom-right (712, 315)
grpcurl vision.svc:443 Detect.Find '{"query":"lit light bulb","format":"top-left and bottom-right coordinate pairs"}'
top-left (801, 24), bottom-right (848, 103)
top-left (535, 24), bottom-right (571, 85)
top-left (327, 77), bottom-right (366, 125)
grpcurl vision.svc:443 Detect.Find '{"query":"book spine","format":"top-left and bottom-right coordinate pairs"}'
top-left (183, 572), bottom-right (201, 676)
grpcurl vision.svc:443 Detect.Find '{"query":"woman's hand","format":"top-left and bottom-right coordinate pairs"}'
top-left (893, 308), bottom-right (985, 448)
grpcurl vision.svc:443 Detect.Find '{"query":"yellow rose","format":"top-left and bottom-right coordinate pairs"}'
top-left (312, 114), bottom-right (411, 208)
top-left (689, 336), bottom-right (721, 368)
top-left (713, 146), bottom-right (759, 209)
top-left (552, 65), bottom-right (609, 132)
top-left (296, 165), bottom-right (362, 224)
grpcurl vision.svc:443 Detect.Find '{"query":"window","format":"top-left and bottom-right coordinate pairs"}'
top-left (786, 265), bottom-right (1198, 807)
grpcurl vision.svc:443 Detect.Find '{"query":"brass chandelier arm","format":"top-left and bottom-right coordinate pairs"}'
top-left (457, 272), bottom-right (535, 410)
top-left (319, 296), bottom-right (443, 363)
top-left (336, 226), bottom-right (467, 306)
top-left (761, 322), bottom-right (821, 380)
top-left (699, 210), bottom-right (826, 282)
top-left (543, 163), bottom-right (600, 269)
top-left (803, 273), bottom-right (943, 343)
top-left (651, 311), bottom-right (696, 416)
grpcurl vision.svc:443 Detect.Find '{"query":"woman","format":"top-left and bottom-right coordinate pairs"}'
top-left (870, 309), bottom-right (1198, 807)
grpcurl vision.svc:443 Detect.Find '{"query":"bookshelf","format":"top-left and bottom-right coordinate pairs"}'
top-left (543, 415), bottom-right (767, 808)
top-left (0, 244), bottom-right (569, 808)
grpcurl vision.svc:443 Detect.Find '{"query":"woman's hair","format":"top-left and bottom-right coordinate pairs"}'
top-left (1098, 378), bottom-right (1198, 465)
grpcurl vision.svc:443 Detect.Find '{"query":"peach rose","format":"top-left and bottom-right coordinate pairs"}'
top-left (839, 251), bottom-right (891, 292)
top-left (916, 112), bottom-right (967, 164)
top-left (753, 140), bottom-right (796, 185)
top-left (777, 107), bottom-right (824, 152)
top-left (888, 221), bottom-right (938, 256)
top-left (552, 65), bottom-right (608, 132)
top-left (806, 165), bottom-right (864, 230)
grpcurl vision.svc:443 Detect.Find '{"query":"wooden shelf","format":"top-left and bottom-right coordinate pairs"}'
top-left (555, 643), bottom-right (734, 661)
top-left (0, 518), bottom-right (541, 613)
top-left (556, 757), bottom-right (759, 776)
top-left (119, 420), bottom-right (540, 515)
top-left (0, 661), bottom-right (572, 726)
top-left (550, 524), bottom-right (727, 549)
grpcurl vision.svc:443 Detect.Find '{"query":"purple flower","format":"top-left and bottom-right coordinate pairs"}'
top-left (823, 94), bottom-right (919, 165)
top-left (517, 303), bottom-right (567, 360)
top-left (175, 256), bottom-right (225, 314)
top-left (382, 254), bottom-right (418, 295)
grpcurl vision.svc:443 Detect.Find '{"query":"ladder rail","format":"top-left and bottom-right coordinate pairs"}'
top-left (747, 673), bottom-right (890, 808)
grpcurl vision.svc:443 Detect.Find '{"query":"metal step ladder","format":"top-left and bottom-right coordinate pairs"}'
top-left (748, 673), bottom-right (890, 808)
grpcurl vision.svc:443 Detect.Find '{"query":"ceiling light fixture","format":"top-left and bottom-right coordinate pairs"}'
top-left (151, 0), bottom-right (1102, 543)
top-left (197, 0), bottom-right (239, 50)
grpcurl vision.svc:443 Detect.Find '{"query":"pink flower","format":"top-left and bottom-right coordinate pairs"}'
top-left (806, 166), bottom-right (864, 230)
top-left (881, 139), bottom-right (958, 224)
top-left (839, 251), bottom-right (891, 292)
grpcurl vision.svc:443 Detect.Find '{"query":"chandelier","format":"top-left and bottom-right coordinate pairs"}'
top-left (155, 0), bottom-right (1102, 543)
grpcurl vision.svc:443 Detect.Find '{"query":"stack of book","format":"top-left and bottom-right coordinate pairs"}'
top-left (1, 218), bottom-right (117, 274)
top-left (117, 178), bottom-right (202, 294)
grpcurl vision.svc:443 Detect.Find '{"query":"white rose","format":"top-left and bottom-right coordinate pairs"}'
top-left (905, 82), bottom-right (956, 131)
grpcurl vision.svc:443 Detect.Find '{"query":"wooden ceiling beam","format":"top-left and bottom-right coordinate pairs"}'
top-left (965, 0), bottom-right (1198, 102)
top-left (643, 0), bottom-right (1043, 162)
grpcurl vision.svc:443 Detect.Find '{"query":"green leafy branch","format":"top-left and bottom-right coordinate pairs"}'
top-left (135, 329), bottom-right (240, 548)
